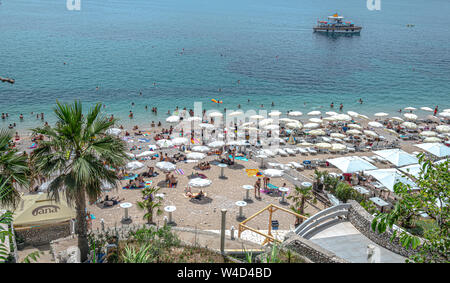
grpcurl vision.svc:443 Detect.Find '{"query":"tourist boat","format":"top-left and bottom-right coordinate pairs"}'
top-left (313, 13), bottom-right (362, 35)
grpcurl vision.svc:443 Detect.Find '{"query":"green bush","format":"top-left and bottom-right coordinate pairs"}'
top-left (335, 182), bottom-right (354, 203)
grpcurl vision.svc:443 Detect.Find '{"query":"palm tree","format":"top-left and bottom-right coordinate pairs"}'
top-left (0, 130), bottom-right (29, 207)
top-left (287, 186), bottom-right (316, 225)
top-left (137, 186), bottom-right (163, 224)
top-left (31, 101), bottom-right (129, 261)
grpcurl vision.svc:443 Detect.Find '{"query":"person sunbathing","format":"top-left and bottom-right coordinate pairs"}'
top-left (169, 175), bottom-right (178, 187)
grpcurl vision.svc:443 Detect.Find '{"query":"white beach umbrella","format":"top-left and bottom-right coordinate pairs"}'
top-left (331, 143), bottom-right (346, 151)
top-left (228, 111), bottom-right (243, 117)
top-left (264, 124), bottom-right (279, 131)
top-left (208, 112), bottom-right (223, 118)
top-left (436, 125), bottom-right (450, 133)
top-left (148, 144), bottom-right (158, 151)
top-left (241, 122), bottom-right (255, 127)
top-left (303, 123), bottom-right (320, 129)
top-left (309, 129), bottom-right (325, 136)
top-left (186, 116), bottom-right (202, 122)
top-left (279, 118), bottom-right (296, 123)
top-left (259, 118), bottom-right (274, 127)
top-left (156, 161), bottom-right (176, 172)
top-left (364, 130), bottom-right (379, 138)
top-left (358, 114), bottom-right (370, 120)
top-left (316, 142), bottom-right (332, 149)
top-left (250, 114), bottom-right (264, 120)
top-left (326, 111), bottom-right (339, 116)
top-left (126, 152), bottom-right (135, 159)
top-left (199, 123), bottom-right (215, 129)
top-left (334, 114), bottom-right (352, 122)
top-left (419, 131), bottom-right (437, 137)
top-left (348, 124), bottom-right (362, 129)
top-left (374, 112), bottom-right (389, 117)
top-left (439, 112), bottom-right (450, 118)
top-left (307, 111), bottom-right (321, 116)
top-left (262, 169), bottom-right (284, 178)
top-left (192, 145), bottom-right (210, 152)
top-left (384, 129), bottom-right (399, 136)
top-left (390, 117), bottom-right (404, 122)
top-left (156, 139), bottom-right (173, 148)
top-left (106, 128), bottom-right (122, 136)
top-left (186, 152), bottom-right (206, 160)
top-left (288, 111), bottom-right (303, 117)
top-left (166, 115), bottom-right (180, 123)
top-left (171, 137), bottom-right (188, 145)
top-left (323, 116), bottom-right (337, 122)
top-left (330, 133), bottom-right (346, 138)
top-left (414, 143), bottom-right (450, 158)
top-left (423, 137), bottom-right (442, 143)
top-left (126, 161), bottom-right (145, 171)
top-left (365, 168), bottom-right (418, 192)
top-left (401, 122), bottom-right (418, 129)
top-left (188, 178), bottom-right (212, 188)
top-left (347, 129), bottom-right (362, 135)
top-left (297, 142), bottom-right (313, 147)
top-left (368, 121), bottom-right (384, 128)
top-left (208, 140), bottom-right (225, 148)
top-left (136, 151), bottom-right (158, 158)
top-left (403, 113), bottom-right (418, 120)
top-left (404, 107), bottom-right (417, 111)
top-left (327, 156), bottom-right (378, 173)
top-left (286, 122), bottom-right (302, 129)
top-left (420, 107), bottom-right (433, 112)
top-left (347, 111), bottom-right (359, 117)
top-left (373, 149), bottom-right (418, 167)
top-left (268, 111), bottom-right (282, 117)
top-left (444, 109), bottom-right (450, 112)
top-left (309, 118), bottom-right (323, 123)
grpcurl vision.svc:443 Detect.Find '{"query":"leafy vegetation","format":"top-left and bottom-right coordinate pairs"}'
top-left (136, 186), bottom-right (163, 224)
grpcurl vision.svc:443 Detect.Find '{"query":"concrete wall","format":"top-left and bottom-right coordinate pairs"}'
top-left (16, 222), bottom-right (72, 246)
top-left (347, 200), bottom-right (417, 258)
top-left (282, 232), bottom-right (349, 263)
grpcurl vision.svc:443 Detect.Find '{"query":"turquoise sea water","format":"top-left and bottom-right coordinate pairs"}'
top-left (0, 0), bottom-right (449, 131)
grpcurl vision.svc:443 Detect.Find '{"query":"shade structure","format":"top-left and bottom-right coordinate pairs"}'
top-left (330, 132), bottom-right (346, 138)
top-left (250, 114), bottom-right (264, 119)
top-left (199, 123), bottom-right (214, 129)
top-left (347, 111), bottom-right (359, 117)
top-left (404, 107), bottom-right (417, 111)
top-left (423, 137), bottom-right (441, 143)
top-left (268, 111), bottom-right (282, 117)
top-left (259, 149), bottom-right (276, 157)
top-left (325, 111), bottom-right (337, 116)
top-left (228, 111), bottom-right (243, 117)
top-left (414, 143), bottom-right (450, 158)
top-left (126, 161), bottom-right (145, 171)
top-left (364, 130), bottom-right (378, 138)
top-left (192, 145), bottom-right (210, 152)
top-left (259, 118), bottom-right (274, 125)
top-left (186, 152), bottom-right (206, 160)
top-left (419, 131), bottom-right (437, 137)
top-left (171, 137), bottom-right (188, 145)
top-left (297, 142), bottom-right (313, 147)
top-left (331, 143), bottom-right (346, 151)
top-left (364, 168), bottom-right (419, 192)
top-left (188, 178), bottom-right (212, 188)
top-left (106, 128), bottom-right (122, 136)
top-left (279, 118), bottom-right (297, 123)
top-left (373, 149), bottom-right (418, 167)
top-left (156, 161), bottom-right (176, 172)
top-left (323, 116), bottom-right (337, 122)
top-left (156, 139), bottom-right (173, 148)
top-left (436, 125), bottom-right (450, 133)
top-left (346, 129), bottom-right (362, 135)
top-left (186, 116), bottom-right (202, 122)
top-left (420, 107), bottom-right (433, 112)
top-left (384, 128), bottom-right (399, 136)
top-left (264, 124), bottom-right (279, 131)
top-left (316, 142), bottom-right (332, 149)
top-left (439, 112), bottom-right (450, 118)
top-left (390, 117), bottom-right (404, 122)
top-left (166, 115), bottom-right (180, 123)
top-left (403, 113), bottom-right (418, 120)
top-left (401, 122), bottom-right (417, 129)
top-left (136, 151), bottom-right (158, 158)
top-left (303, 122), bottom-right (320, 129)
top-left (208, 112), bottom-right (223, 118)
top-left (358, 114), bottom-right (370, 120)
top-left (327, 156), bottom-right (378, 173)
top-left (288, 111), bottom-right (303, 117)
top-left (307, 111), bottom-right (321, 116)
top-left (399, 164), bottom-right (421, 178)
top-left (8, 194), bottom-right (76, 228)
top-left (368, 121), bottom-right (383, 128)
top-left (347, 124), bottom-right (362, 129)
top-left (374, 112), bottom-right (389, 117)
top-left (208, 140), bottom-right (225, 148)
top-left (286, 122), bottom-right (302, 129)
top-left (148, 144), bottom-right (158, 151)
top-left (308, 129), bottom-right (325, 136)
top-left (309, 118), bottom-right (323, 123)
top-left (334, 114), bottom-right (352, 122)
top-left (262, 169), bottom-right (284, 178)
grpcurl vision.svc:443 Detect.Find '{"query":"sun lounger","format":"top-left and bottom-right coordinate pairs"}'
top-left (284, 148), bottom-right (296, 155)
top-left (296, 148), bottom-right (308, 155)
top-left (277, 149), bottom-right (288, 156)
top-left (289, 162), bottom-right (304, 170)
top-left (306, 147), bottom-right (317, 155)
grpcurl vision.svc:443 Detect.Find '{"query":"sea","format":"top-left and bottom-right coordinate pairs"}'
top-left (0, 0), bottom-right (449, 131)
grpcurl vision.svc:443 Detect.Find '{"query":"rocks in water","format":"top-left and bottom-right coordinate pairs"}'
top-left (0, 77), bottom-right (15, 84)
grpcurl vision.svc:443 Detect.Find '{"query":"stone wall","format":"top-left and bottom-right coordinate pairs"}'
top-left (347, 200), bottom-right (417, 258)
top-left (282, 232), bottom-right (349, 263)
top-left (16, 222), bottom-right (72, 246)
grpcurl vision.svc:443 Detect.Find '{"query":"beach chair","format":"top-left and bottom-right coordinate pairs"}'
top-left (306, 147), bottom-right (317, 155)
top-left (297, 148), bottom-right (308, 155)
top-left (289, 161), bottom-right (304, 171)
top-left (277, 148), bottom-right (288, 157)
top-left (284, 148), bottom-right (296, 156)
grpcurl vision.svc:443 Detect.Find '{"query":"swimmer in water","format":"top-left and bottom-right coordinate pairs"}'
top-left (271, 102), bottom-right (274, 106)
top-left (248, 99), bottom-right (250, 103)
top-left (339, 103), bottom-right (343, 111)
top-left (96, 86), bottom-right (99, 90)
top-left (139, 91), bottom-right (142, 96)
top-left (330, 102), bottom-right (334, 108)
top-left (359, 98), bottom-right (363, 104)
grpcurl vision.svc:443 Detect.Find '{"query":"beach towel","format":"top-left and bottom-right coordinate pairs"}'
top-left (138, 138), bottom-right (151, 143)
top-left (175, 169), bottom-right (185, 175)
top-left (267, 183), bottom-right (278, 190)
top-left (245, 169), bottom-right (259, 177)
top-left (90, 214), bottom-right (96, 220)
top-left (123, 185), bottom-right (146, 190)
top-left (121, 174), bottom-right (138, 180)
top-left (229, 155), bottom-right (248, 161)
top-left (29, 143), bottom-right (37, 149)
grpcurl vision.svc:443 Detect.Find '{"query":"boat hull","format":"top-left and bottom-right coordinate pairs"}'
top-left (313, 26), bottom-right (362, 34)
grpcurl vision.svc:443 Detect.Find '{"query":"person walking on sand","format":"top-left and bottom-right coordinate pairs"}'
top-left (254, 178), bottom-right (261, 199)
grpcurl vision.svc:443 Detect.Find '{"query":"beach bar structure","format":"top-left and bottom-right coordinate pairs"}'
top-left (4, 194), bottom-right (76, 245)
top-left (238, 204), bottom-right (307, 246)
